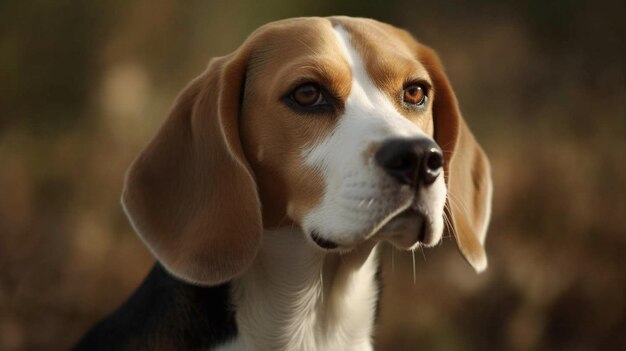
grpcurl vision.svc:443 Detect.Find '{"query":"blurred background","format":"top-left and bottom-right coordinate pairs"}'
top-left (1, 0), bottom-right (624, 350)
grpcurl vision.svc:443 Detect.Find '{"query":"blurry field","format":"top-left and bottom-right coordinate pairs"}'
top-left (1, 1), bottom-right (624, 350)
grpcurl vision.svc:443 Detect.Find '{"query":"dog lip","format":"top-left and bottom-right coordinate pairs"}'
top-left (417, 219), bottom-right (427, 243)
top-left (310, 231), bottom-right (339, 249)
top-left (390, 207), bottom-right (429, 244)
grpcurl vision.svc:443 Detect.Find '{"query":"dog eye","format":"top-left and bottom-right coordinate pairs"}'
top-left (403, 84), bottom-right (427, 106)
top-left (291, 83), bottom-right (326, 107)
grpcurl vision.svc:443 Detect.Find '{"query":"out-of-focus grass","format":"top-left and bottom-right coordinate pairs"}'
top-left (1, 1), bottom-right (624, 350)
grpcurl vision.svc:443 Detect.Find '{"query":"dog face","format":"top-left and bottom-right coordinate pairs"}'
top-left (240, 20), bottom-right (445, 251)
top-left (121, 17), bottom-right (492, 285)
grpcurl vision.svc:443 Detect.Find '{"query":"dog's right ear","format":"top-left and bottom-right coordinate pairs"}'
top-left (121, 53), bottom-right (262, 286)
top-left (416, 44), bottom-right (493, 273)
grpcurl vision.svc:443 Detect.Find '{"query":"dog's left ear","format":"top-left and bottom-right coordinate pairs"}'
top-left (418, 45), bottom-right (493, 272)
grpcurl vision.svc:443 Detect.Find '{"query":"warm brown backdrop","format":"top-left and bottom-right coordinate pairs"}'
top-left (1, 1), bottom-right (624, 350)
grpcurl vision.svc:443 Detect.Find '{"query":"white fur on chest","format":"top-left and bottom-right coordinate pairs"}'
top-left (215, 228), bottom-right (379, 351)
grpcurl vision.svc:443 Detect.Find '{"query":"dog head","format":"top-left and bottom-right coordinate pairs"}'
top-left (121, 17), bottom-right (492, 285)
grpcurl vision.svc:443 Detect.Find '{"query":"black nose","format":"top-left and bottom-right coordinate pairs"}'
top-left (375, 138), bottom-right (444, 187)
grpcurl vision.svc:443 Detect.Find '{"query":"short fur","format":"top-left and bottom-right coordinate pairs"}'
top-left (74, 16), bottom-right (492, 351)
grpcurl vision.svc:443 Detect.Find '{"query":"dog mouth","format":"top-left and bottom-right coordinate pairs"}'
top-left (309, 205), bottom-right (433, 251)
top-left (310, 231), bottom-right (339, 249)
top-left (377, 207), bottom-right (433, 248)
top-left (392, 208), bottom-right (429, 241)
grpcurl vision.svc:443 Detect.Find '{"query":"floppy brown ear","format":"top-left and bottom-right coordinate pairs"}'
top-left (418, 45), bottom-right (493, 272)
top-left (121, 52), bottom-right (262, 285)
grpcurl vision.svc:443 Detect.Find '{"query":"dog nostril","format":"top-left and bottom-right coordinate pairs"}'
top-left (425, 148), bottom-right (443, 171)
top-left (422, 148), bottom-right (443, 185)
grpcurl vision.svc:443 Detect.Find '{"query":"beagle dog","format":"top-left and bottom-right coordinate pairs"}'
top-left (74, 16), bottom-right (492, 351)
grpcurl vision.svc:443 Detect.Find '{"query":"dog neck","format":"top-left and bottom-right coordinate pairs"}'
top-left (225, 227), bottom-right (380, 351)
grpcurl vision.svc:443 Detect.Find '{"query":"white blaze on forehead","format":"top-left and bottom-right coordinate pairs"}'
top-left (331, 26), bottom-right (423, 138)
top-left (300, 25), bottom-right (430, 242)
top-left (304, 26), bottom-right (428, 167)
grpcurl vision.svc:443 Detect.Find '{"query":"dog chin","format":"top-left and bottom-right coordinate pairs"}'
top-left (309, 208), bottom-right (441, 251)
top-left (376, 209), bottom-right (441, 249)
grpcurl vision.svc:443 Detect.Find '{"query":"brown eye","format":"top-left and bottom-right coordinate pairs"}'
top-left (292, 83), bottom-right (325, 107)
top-left (403, 84), bottom-right (427, 106)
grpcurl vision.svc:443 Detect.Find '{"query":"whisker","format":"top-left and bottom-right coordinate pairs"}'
top-left (442, 205), bottom-right (457, 240)
top-left (419, 246), bottom-right (427, 262)
top-left (446, 191), bottom-right (471, 219)
top-left (443, 201), bottom-right (460, 237)
top-left (442, 210), bottom-right (456, 240)
top-left (411, 249), bottom-right (416, 285)
top-left (319, 267), bottom-right (324, 303)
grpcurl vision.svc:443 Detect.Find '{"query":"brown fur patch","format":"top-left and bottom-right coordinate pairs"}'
top-left (240, 18), bottom-right (352, 227)
top-left (122, 54), bottom-right (263, 285)
top-left (330, 17), bottom-right (434, 134)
